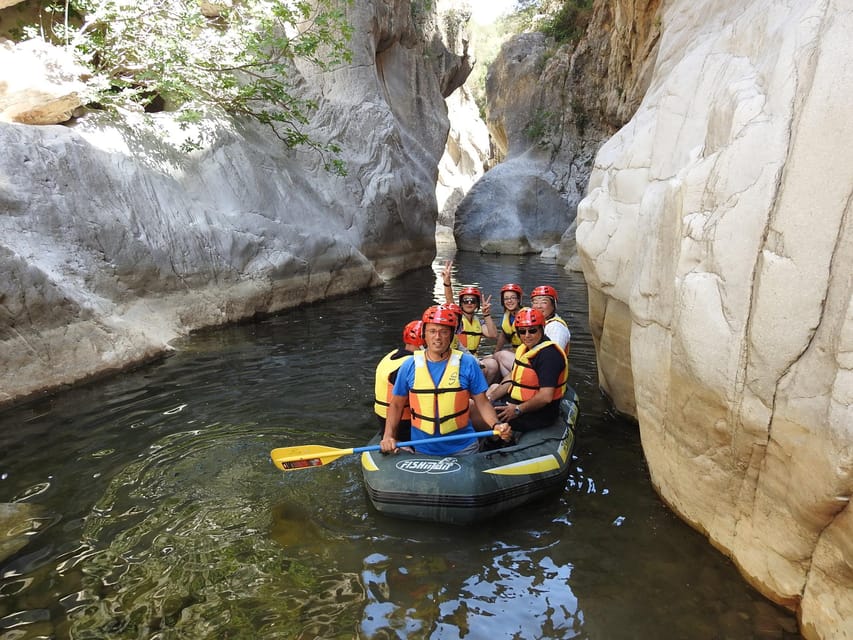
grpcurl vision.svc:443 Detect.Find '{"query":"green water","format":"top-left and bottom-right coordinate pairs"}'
top-left (0, 252), bottom-right (799, 638)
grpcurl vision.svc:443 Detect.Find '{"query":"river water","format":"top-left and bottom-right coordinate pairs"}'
top-left (0, 250), bottom-right (799, 639)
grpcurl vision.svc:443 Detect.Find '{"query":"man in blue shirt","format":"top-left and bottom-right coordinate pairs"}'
top-left (380, 305), bottom-right (511, 456)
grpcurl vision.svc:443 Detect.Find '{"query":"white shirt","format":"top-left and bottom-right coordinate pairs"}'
top-left (544, 316), bottom-right (570, 352)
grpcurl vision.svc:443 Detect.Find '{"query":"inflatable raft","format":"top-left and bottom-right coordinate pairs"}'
top-left (361, 387), bottom-right (579, 525)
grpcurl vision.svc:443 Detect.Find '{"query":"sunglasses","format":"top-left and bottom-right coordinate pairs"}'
top-left (460, 297), bottom-right (478, 304)
top-left (516, 327), bottom-right (540, 335)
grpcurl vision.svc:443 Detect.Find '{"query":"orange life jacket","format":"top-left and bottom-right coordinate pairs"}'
top-left (457, 315), bottom-right (483, 354)
top-left (509, 340), bottom-right (568, 402)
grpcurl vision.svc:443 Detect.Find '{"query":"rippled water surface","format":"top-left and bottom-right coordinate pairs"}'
top-left (0, 251), bottom-right (799, 638)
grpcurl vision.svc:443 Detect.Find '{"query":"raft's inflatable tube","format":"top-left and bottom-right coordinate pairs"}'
top-left (361, 387), bottom-right (579, 525)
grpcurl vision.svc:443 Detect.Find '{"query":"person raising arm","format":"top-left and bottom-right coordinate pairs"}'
top-left (440, 260), bottom-right (497, 355)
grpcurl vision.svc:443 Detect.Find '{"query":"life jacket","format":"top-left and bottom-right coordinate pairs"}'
top-left (457, 315), bottom-right (483, 354)
top-left (546, 314), bottom-right (568, 329)
top-left (373, 349), bottom-right (413, 420)
top-left (501, 311), bottom-right (521, 347)
top-left (509, 340), bottom-right (568, 402)
top-left (409, 350), bottom-right (471, 435)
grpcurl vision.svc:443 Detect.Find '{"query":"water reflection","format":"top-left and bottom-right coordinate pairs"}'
top-left (0, 252), bottom-right (799, 639)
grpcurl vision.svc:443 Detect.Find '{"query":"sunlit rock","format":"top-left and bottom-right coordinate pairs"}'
top-left (0, 39), bottom-right (86, 124)
top-left (0, 0), bottom-right (471, 405)
top-left (577, 1), bottom-right (853, 637)
top-left (437, 84), bottom-right (490, 231)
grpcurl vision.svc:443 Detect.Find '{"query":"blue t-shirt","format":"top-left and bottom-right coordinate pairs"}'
top-left (392, 351), bottom-right (488, 455)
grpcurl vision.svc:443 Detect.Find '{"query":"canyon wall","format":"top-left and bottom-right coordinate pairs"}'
top-left (577, 1), bottom-right (853, 637)
top-left (0, 0), bottom-right (469, 406)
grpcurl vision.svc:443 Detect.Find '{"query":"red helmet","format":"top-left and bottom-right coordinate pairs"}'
top-left (514, 307), bottom-right (545, 327)
top-left (403, 320), bottom-right (425, 347)
top-left (422, 305), bottom-right (459, 329)
top-left (440, 303), bottom-right (464, 332)
top-left (531, 285), bottom-right (558, 303)
top-left (500, 283), bottom-right (523, 305)
top-left (458, 286), bottom-right (482, 306)
top-left (444, 302), bottom-right (463, 316)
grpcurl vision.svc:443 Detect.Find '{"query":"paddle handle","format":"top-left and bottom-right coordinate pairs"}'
top-left (353, 429), bottom-right (499, 454)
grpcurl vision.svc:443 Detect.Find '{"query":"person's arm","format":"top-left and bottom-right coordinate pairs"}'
top-left (486, 378), bottom-right (512, 402)
top-left (480, 294), bottom-right (498, 339)
top-left (497, 346), bottom-right (563, 420)
top-left (545, 321), bottom-right (570, 353)
top-left (471, 392), bottom-right (512, 441)
top-left (381, 394), bottom-right (408, 452)
top-left (499, 386), bottom-right (555, 421)
top-left (441, 260), bottom-right (454, 303)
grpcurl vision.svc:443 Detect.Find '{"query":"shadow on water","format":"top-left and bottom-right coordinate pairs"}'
top-left (0, 251), bottom-right (800, 638)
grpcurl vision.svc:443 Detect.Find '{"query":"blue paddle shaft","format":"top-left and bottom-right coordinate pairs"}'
top-left (352, 429), bottom-right (498, 454)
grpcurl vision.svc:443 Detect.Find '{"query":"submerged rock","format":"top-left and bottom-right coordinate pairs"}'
top-left (0, 502), bottom-right (47, 563)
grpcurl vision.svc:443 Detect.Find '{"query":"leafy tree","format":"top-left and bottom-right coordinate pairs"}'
top-left (540, 0), bottom-right (592, 45)
top-left (19, 0), bottom-right (353, 174)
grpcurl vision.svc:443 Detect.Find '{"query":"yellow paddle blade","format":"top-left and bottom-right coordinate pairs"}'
top-left (270, 444), bottom-right (356, 472)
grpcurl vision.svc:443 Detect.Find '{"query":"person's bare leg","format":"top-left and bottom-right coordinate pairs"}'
top-left (495, 350), bottom-right (515, 378)
top-left (480, 356), bottom-right (501, 383)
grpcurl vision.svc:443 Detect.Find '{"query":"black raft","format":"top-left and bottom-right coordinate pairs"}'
top-left (361, 387), bottom-right (580, 525)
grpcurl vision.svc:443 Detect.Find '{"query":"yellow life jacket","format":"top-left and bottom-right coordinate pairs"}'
top-left (457, 315), bottom-right (483, 354)
top-left (501, 311), bottom-right (521, 347)
top-left (509, 340), bottom-right (568, 403)
top-left (409, 350), bottom-right (470, 435)
top-left (373, 349), bottom-right (413, 420)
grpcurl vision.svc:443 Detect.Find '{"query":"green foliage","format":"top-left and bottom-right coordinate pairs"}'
top-left (410, 0), bottom-right (434, 30)
top-left (17, 0), bottom-right (353, 174)
top-left (540, 0), bottom-right (593, 45)
top-left (467, 10), bottom-right (523, 115)
top-left (570, 96), bottom-right (588, 135)
top-left (524, 108), bottom-right (554, 144)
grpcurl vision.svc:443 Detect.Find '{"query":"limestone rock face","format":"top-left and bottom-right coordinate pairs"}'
top-left (0, 0), bottom-right (469, 406)
top-left (577, 1), bottom-right (853, 637)
top-left (437, 84), bottom-right (490, 229)
top-left (453, 1), bottom-right (661, 257)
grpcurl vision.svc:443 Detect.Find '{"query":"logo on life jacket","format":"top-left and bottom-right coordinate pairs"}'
top-left (396, 458), bottom-right (461, 474)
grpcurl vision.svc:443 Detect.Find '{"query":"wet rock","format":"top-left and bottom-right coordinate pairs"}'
top-left (0, 502), bottom-right (46, 563)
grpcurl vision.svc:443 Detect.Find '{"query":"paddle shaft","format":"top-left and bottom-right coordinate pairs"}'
top-left (354, 429), bottom-right (499, 454)
top-left (271, 429), bottom-right (499, 471)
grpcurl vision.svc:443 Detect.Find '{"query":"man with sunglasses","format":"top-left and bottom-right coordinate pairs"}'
top-left (486, 307), bottom-right (568, 432)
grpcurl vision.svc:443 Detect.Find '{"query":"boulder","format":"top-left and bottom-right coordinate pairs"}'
top-left (453, 153), bottom-right (572, 253)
